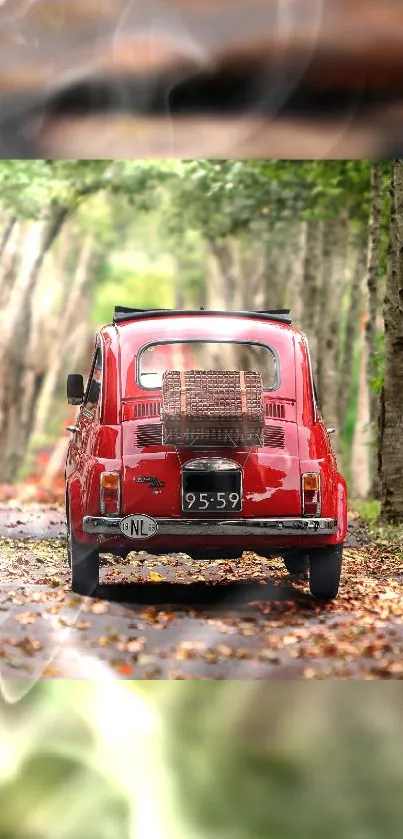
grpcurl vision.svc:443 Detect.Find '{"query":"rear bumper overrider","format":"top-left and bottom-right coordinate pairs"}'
top-left (82, 516), bottom-right (338, 537)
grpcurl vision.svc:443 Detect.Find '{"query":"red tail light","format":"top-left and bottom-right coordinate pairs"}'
top-left (302, 473), bottom-right (321, 516)
top-left (100, 472), bottom-right (121, 515)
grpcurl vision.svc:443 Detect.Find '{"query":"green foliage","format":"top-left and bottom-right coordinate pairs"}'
top-left (3, 678), bottom-right (403, 839)
top-left (0, 684), bottom-right (131, 839)
top-left (0, 159), bottom-right (174, 220)
top-left (256, 159), bottom-right (371, 222)
top-left (351, 498), bottom-right (403, 544)
top-left (163, 160), bottom-right (372, 244)
top-left (0, 158), bottom-right (374, 246)
top-left (153, 682), bottom-right (403, 839)
top-left (0, 160), bottom-right (110, 217)
top-left (371, 332), bottom-right (385, 395)
top-left (93, 264), bottom-right (174, 327)
top-left (350, 498), bottom-right (381, 521)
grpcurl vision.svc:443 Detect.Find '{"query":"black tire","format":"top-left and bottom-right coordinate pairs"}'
top-left (283, 552), bottom-right (309, 575)
top-left (190, 550), bottom-right (242, 560)
top-left (67, 499), bottom-right (99, 596)
top-left (111, 549), bottom-right (130, 560)
top-left (309, 544), bottom-right (343, 601)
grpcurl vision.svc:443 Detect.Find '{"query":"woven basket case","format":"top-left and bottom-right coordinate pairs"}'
top-left (161, 369), bottom-right (264, 447)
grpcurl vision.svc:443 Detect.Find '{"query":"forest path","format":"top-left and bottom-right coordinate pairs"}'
top-left (0, 505), bottom-right (402, 682)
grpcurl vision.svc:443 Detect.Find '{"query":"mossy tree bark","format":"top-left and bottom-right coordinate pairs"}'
top-left (365, 163), bottom-right (382, 498)
top-left (379, 161), bottom-right (403, 521)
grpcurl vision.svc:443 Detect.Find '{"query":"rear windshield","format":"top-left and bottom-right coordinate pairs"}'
top-left (138, 341), bottom-right (278, 390)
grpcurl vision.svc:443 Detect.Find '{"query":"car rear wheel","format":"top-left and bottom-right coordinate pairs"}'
top-left (309, 544), bottom-right (343, 601)
top-left (67, 500), bottom-right (99, 596)
top-left (282, 552), bottom-right (309, 575)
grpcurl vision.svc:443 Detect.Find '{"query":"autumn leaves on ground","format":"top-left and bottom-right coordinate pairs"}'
top-left (0, 502), bottom-right (402, 683)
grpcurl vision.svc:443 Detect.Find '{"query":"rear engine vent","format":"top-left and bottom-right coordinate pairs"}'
top-left (265, 402), bottom-right (286, 419)
top-left (136, 423), bottom-right (163, 447)
top-left (133, 402), bottom-right (161, 419)
top-left (263, 425), bottom-right (286, 448)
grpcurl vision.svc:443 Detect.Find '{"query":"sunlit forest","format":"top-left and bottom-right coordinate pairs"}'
top-left (0, 159), bottom-right (401, 518)
top-left (1, 160), bottom-right (403, 838)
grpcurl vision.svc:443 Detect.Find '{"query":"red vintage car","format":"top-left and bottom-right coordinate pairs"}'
top-left (65, 307), bottom-right (347, 600)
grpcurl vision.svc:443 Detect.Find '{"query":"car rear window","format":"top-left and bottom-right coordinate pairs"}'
top-left (138, 341), bottom-right (278, 390)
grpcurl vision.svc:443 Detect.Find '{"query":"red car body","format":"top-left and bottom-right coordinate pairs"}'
top-left (65, 308), bottom-right (347, 598)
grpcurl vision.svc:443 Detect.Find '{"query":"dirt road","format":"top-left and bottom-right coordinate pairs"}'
top-left (0, 504), bottom-right (402, 683)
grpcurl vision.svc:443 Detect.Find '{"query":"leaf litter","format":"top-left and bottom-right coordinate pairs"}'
top-left (0, 510), bottom-right (401, 679)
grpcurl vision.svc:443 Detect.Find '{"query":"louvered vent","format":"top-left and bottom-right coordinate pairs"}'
top-left (136, 422), bottom-right (285, 449)
top-left (265, 402), bottom-right (286, 420)
top-left (133, 401), bottom-right (161, 419)
top-left (136, 423), bottom-right (163, 447)
top-left (263, 425), bottom-right (286, 449)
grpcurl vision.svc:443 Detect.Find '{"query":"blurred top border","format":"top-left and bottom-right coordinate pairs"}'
top-left (0, 0), bottom-right (403, 159)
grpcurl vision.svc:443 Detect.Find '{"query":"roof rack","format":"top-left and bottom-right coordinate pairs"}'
top-left (113, 307), bottom-right (292, 325)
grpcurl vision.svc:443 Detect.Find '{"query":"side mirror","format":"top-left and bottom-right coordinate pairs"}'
top-left (327, 427), bottom-right (336, 435)
top-left (67, 374), bottom-right (84, 405)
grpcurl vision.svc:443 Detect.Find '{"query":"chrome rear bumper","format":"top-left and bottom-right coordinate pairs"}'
top-left (82, 516), bottom-right (338, 538)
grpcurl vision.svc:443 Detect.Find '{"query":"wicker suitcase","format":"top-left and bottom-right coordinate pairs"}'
top-left (161, 369), bottom-right (264, 447)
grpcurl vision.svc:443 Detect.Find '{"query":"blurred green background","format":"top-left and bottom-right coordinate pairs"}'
top-left (1, 680), bottom-right (403, 839)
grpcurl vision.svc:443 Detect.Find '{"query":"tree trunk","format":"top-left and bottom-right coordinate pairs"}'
top-left (263, 235), bottom-right (289, 310)
top-left (0, 215), bottom-right (17, 264)
top-left (316, 217), bottom-right (334, 408)
top-left (0, 219), bottom-right (22, 304)
top-left (174, 273), bottom-right (185, 309)
top-left (351, 312), bottom-right (371, 498)
top-left (206, 239), bottom-right (240, 309)
top-left (316, 211), bottom-right (349, 456)
top-left (0, 206), bottom-right (70, 482)
top-left (238, 231), bottom-right (266, 309)
top-left (379, 161), bottom-right (403, 521)
top-left (337, 237), bottom-right (367, 429)
top-left (365, 163), bottom-right (382, 498)
top-left (33, 234), bottom-right (94, 438)
top-left (0, 206), bottom-right (69, 363)
top-left (301, 219), bottom-right (323, 380)
top-left (287, 220), bottom-right (307, 327)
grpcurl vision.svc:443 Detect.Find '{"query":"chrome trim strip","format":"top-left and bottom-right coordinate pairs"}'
top-left (82, 516), bottom-right (338, 537)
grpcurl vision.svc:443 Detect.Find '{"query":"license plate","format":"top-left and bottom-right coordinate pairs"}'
top-left (182, 490), bottom-right (242, 512)
top-left (119, 514), bottom-right (158, 539)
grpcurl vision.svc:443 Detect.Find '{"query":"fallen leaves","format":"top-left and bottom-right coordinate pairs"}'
top-left (5, 635), bottom-right (43, 654)
top-left (88, 601), bottom-right (109, 615)
top-left (42, 665), bottom-right (65, 677)
top-left (0, 512), bottom-right (402, 680)
top-left (13, 612), bottom-right (37, 625)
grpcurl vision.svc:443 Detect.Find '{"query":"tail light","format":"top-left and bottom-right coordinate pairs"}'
top-left (302, 473), bottom-right (321, 516)
top-left (100, 472), bottom-right (121, 515)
